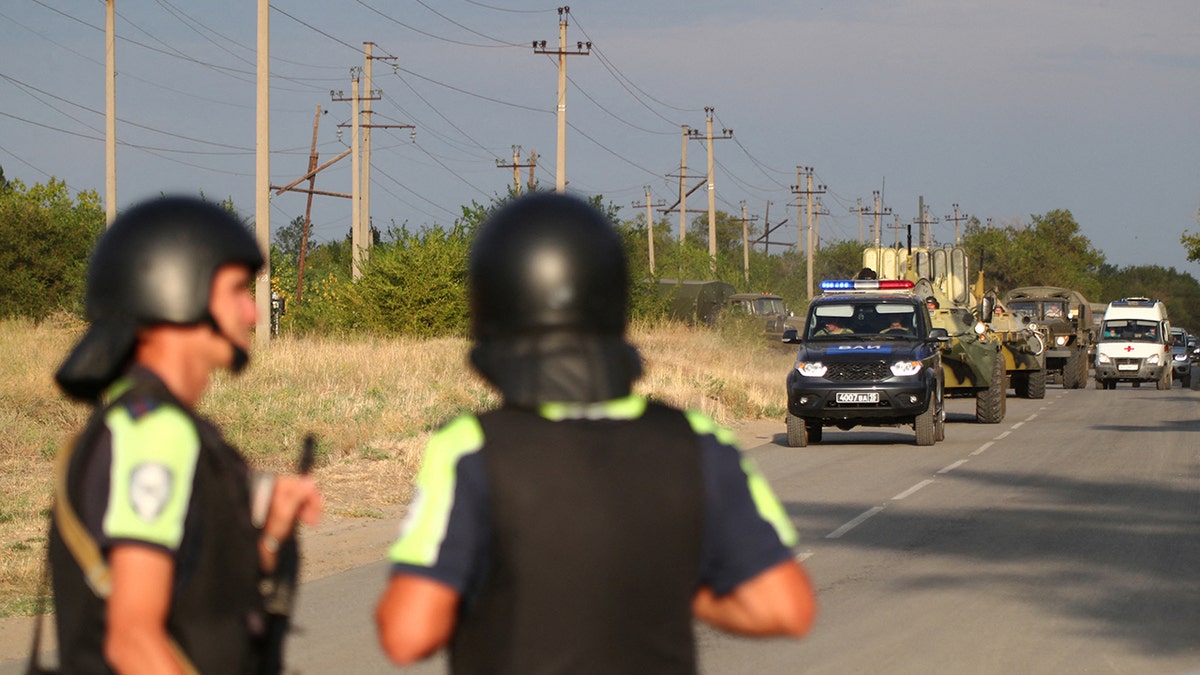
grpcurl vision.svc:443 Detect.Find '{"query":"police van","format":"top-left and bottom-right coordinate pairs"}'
top-left (1094, 297), bottom-right (1172, 389)
top-left (783, 279), bottom-right (950, 447)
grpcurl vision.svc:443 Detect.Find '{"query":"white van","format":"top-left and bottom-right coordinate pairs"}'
top-left (1094, 298), bottom-right (1172, 389)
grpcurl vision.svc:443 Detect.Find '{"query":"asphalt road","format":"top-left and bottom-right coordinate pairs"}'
top-left (5, 379), bottom-right (1198, 674)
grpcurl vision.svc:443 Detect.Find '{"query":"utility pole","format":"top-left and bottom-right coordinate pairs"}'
top-left (791, 167), bottom-right (825, 298)
top-left (812, 196), bottom-right (830, 251)
top-left (945, 203), bottom-right (968, 245)
top-left (850, 198), bottom-right (866, 244)
top-left (526, 148), bottom-right (539, 190)
top-left (913, 196), bottom-right (939, 249)
top-left (739, 201), bottom-right (758, 283)
top-left (496, 145), bottom-right (536, 195)
top-left (632, 187), bottom-right (665, 274)
top-left (105, 0), bottom-right (116, 225)
top-left (679, 125), bottom-right (688, 242)
top-left (362, 42), bottom-right (397, 259)
top-left (255, 0), bottom-right (270, 347)
top-left (533, 6), bottom-right (590, 193)
top-left (889, 214), bottom-right (904, 248)
top-left (690, 107), bottom-right (732, 268)
top-left (792, 167), bottom-right (807, 262)
top-left (332, 62), bottom-right (410, 279)
top-left (863, 190), bottom-right (892, 248)
top-left (296, 106), bottom-right (322, 303)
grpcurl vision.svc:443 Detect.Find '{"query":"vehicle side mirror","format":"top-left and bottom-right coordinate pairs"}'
top-left (782, 328), bottom-right (800, 344)
top-left (928, 327), bottom-right (951, 343)
top-left (980, 295), bottom-right (995, 324)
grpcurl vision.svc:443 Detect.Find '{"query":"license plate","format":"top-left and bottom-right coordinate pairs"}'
top-left (1117, 364), bottom-right (1138, 371)
top-left (836, 392), bottom-right (880, 404)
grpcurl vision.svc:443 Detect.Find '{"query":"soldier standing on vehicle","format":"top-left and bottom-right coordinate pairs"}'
top-left (49, 196), bottom-right (323, 673)
top-left (375, 192), bottom-right (816, 673)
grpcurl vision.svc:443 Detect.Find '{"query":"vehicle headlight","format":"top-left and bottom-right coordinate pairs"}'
top-left (890, 360), bottom-right (922, 377)
top-left (1174, 353), bottom-right (1189, 362)
top-left (1097, 353), bottom-right (1111, 364)
top-left (974, 322), bottom-right (987, 335)
top-left (1055, 335), bottom-right (1069, 346)
top-left (795, 361), bottom-right (827, 377)
top-left (1147, 353), bottom-right (1161, 365)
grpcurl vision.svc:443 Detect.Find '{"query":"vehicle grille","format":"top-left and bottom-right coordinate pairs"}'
top-left (825, 361), bottom-right (892, 381)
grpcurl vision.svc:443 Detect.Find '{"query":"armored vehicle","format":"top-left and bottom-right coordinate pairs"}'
top-left (783, 279), bottom-right (948, 447)
top-left (864, 246), bottom-right (1007, 423)
top-left (1001, 286), bottom-right (1095, 389)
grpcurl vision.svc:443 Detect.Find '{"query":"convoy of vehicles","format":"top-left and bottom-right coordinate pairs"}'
top-left (1169, 327), bottom-right (1193, 388)
top-left (782, 279), bottom-right (948, 447)
top-left (725, 292), bottom-right (804, 342)
top-left (1094, 298), bottom-right (1172, 389)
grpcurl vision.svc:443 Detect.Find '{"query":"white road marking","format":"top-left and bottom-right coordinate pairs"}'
top-left (827, 506), bottom-right (885, 539)
top-left (1011, 421), bottom-right (1025, 429)
top-left (893, 479), bottom-right (934, 500)
top-left (795, 549), bottom-right (815, 562)
top-left (937, 460), bottom-right (968, 474)
top-left (971, 441), bottom-right (995, 456)
top-left (1025, 414), bottom-right (1038, 422)
top-left (995, 431), bottom-right (1011, 440)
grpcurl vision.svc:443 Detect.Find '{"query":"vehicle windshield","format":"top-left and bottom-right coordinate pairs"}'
top-left (1008, 299), bottom-right (1066, 321)
top-left (754, 297), bottom-right (785, 315)
top-left (1101, 319), bottom-right (1161, 343)
top-left (807, 301), bottom-right (919, 340)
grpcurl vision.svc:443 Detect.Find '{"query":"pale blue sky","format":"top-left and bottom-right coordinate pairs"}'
top-left (2, 0), bottom-right (1198, 274)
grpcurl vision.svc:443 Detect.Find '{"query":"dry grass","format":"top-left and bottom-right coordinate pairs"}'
top-left (0, 316), bottom-right (796, 616)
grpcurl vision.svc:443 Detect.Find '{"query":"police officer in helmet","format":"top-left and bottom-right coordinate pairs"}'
top-left (51, 195), bottom-right (322, 673)
top-left (376, 192), bottom-right (816, 673)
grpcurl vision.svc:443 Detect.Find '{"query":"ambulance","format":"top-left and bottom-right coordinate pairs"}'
top-left (1094, 298), bottom-right (1172, 389)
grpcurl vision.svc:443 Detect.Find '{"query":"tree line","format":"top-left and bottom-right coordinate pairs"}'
top-left (4, 167), bottom-right (1200, 333)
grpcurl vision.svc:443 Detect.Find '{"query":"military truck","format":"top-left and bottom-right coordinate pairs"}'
top-left (865, 245), bottom-right (1007, 423)
top-left (725, 292), bottom-right (805, 342)
top-left (656, 279), bottom-right (735, 326)
top-left (1001, 286), bottom-right (1095, 389)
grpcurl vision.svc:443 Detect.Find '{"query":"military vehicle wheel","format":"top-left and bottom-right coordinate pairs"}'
top-left (1156, 368), bottom-right (1172, 390)
top-left (786, 413), bottom-right (808, 447)
top-left (976, 349), bottom-right (1006, 424)
top-left (806, 421), bottom-right (823, 443)
top-left (1063, 349), bottom-right (1087, 389)
top-left (1012, 372), bottom-right (1029, 398)
top-left (1026, 368), bottom-right (1046, 399)
top-left (915, 405), bottom-right (936, 446)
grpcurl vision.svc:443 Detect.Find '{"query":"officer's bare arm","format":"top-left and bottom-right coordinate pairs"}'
top-left (106, 546), bottom-right (189, 674)
top-left (376, 574), bottom-right (460, 664)
top-left (691, 560), bottom-right (817, 637)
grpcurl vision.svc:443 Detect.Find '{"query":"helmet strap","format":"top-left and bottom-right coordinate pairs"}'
top-left (205, 314), bottom-right (250, 374)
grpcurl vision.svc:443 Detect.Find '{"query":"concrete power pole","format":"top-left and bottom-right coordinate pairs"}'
top-left (255, 0), bottom-right (270, 347)
top-left (533, 7), bottom-right (590, 193)
top-left (945, 203), bottom-right (968, 245)
top-left (105, 0), bottom-right (116, 225)
top-left (864, 190), bottom-right (892, 248)
top-left (850, 198), bottom-right (866, 244)
top-left (350, 69), bottom-right (362, 278)
top-left (739, 201), bottom-right (758, 283)
top-left (632, 187), bottom-right (665, 274)
top-left (679, 125), bottom-right (689, 242)
top-left (689, 107), bottom-right (732, 269)
top-left (497, 145), bottom-right (537, 195)
top-left (791, 168), bottom-right (825, 298)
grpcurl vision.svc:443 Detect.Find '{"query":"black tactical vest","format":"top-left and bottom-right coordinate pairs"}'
top-left (451, 402), bottom-right (705, 675)
top-left (49, 372), bottom-right (266, 674)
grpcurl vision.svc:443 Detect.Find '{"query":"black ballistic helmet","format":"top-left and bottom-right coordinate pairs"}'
top-left (468, 192), bottom-right (642, 406)
top-left (55, 195), bottom-right (264, 402)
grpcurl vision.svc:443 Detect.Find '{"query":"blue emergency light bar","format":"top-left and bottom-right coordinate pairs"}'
top-left (820, 279), bottom-right (915, 292)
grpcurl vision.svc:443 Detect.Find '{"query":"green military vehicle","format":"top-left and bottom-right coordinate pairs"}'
top-left (1001, 286), bottom-right (1094, 389)
top-left (865, 245), bottom-right (1007, 423)
top-left (725, 292), bottom-right (805, 342)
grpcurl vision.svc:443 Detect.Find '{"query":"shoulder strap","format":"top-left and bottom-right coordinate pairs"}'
top-left (53, 429), bottom-right (200, 675)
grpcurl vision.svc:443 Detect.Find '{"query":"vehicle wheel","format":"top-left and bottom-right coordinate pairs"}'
top-left (915, 404), bottom-right (936, 446)
top-left (1182, 374), bottom-right (1192, 388)
top-left (806, 421), bottom-right (823, 444)
top-left (935, 406), bottom-right (946, 441)
top-left (786, 413), bottom-right (808, 447)
top-left (1156, 368), bottom-right (1172, 390)
top-left (1012, 372), bottom-right (1029, 398)
top-left (1106, 379), bottom-right (1117, 390)
top-left (1132, 381), bottom-right (1141, 388)
top-left (1062, 350), bottom-right (1084, 389)
top-left (1026, 368), bottom-right (1046, 399)
top-left (976, 350), bottom-right (1006, 424)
